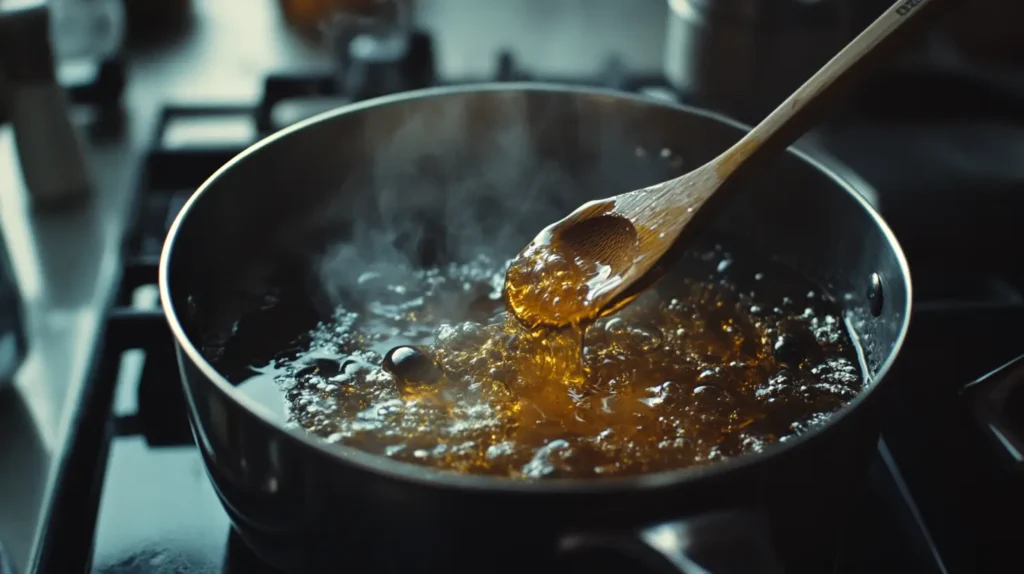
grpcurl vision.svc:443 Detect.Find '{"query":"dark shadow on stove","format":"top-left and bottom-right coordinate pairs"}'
top-left (225, 530), bottom-right (282, 574)
top-left (134, 319), bottom-right (194, 446)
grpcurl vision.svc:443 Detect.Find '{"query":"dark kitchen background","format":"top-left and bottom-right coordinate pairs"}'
top-left (0, 0), bottom-right (1022, 572)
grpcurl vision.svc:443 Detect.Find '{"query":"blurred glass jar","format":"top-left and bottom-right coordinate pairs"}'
top-left (49, 0), bottom-right (124, 63)
top-left (278, 0), bottom-right (379, 31)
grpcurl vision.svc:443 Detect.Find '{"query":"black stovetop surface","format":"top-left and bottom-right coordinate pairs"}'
top-left (22, 42), bottom-right (1024, 573)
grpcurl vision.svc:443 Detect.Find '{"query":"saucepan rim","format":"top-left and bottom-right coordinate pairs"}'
top-left (158, 82), bottom-right (913, 494)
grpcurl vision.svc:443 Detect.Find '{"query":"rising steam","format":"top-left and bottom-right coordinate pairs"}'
top-left (312, 89), bottom-right (678, 307)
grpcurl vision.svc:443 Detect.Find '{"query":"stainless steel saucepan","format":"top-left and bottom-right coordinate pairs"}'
top-left (160, 85), bottom-right (912, 573)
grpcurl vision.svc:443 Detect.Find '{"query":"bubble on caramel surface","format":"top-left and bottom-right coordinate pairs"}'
top-left (214, 248), bottom-right (865, 479)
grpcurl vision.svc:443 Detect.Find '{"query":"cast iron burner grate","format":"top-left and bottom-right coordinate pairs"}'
top-left (20, 49), bottom-right (1024, 573)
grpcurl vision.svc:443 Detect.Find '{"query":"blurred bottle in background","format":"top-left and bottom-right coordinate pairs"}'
top-left (49, 0), bottom-right (124, 63)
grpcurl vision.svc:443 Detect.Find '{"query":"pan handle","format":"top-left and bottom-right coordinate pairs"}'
top-left (558, 510), bottom-right (784, 574)
top-left (961, 353), bottom-right (1024, 475)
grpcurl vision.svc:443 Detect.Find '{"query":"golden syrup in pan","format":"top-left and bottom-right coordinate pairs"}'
top-left (234, 247), bottom-right (864, 479)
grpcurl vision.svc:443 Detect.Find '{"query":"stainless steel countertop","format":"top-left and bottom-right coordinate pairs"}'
top-left (0, 1), bottom-right (667, 570)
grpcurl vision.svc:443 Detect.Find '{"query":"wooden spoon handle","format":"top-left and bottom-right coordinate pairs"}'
top-left (713, 0), bottom-right (947, 182)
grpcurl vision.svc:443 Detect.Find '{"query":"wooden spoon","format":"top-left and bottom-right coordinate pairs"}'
top-left (503, 0), bottom-right (942, 329)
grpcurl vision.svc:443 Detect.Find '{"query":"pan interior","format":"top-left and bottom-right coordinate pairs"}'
top-left (166, 87), bottom-right (908, 480)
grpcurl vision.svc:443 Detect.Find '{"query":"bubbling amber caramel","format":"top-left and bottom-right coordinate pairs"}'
top-left (254, 248), bottom-right (863, 479)
top-left (503, 238), bottom-right (601, 329)
top-left (504, 214), bottom-right (639, 329)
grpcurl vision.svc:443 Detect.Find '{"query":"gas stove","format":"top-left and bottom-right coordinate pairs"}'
top-left (14, 21), bottom-right (1024, 574)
